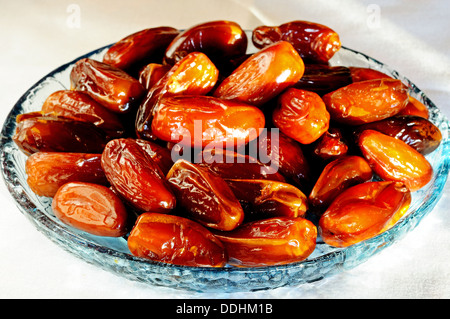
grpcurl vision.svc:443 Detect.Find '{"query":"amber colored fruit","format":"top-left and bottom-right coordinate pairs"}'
top-left (319, 181), bottom-right (411, 247)
top-left (310, 127), bottom-right (349, 163)
top-left (41, 90), bottom-right (125, 138)
top-left (252, 20), bottom-right (341, 63)
top-left (151, 95), bottom-right (266, 148)
top-left (197, 149), bottom-right (286, 182)
top-left (134, 139), bottom-right (174, 176)
top-left (214, 217), bottom-right (317, 267)
top-left (308, 156), bottom-right (373, 212)
top-left (166, 160), bottom-right (244, 231)
top-left (294, 64), bottom-right (352, 96)
top-left (52, 182), bottom-right (128, 237)
top-left (138, 63), bottom-right (171, 90)
top-left (70, 58), bottom-right (145, 113)
top-left (103, 26), bottom-right (179, 71)
top-left (355, 115), bottom-right (442, 155)
top-left (25, 152), bottom-right (108, 197)
top-left (322, 79), bottom-right (409, 125)
top-left (164, 20), bottom-right (247, 66)
top-left (348, 67), bottom-right (392, 82)
top-left (358, 130), bottom-right (433, 191)
top-left (13, 113), bottom-right (108, 155)
top-left (127, 212), bottom-right (227, 267)
top-left (101, 138), bottom-right (176, 212)
top-left (213, 41), bottom-right (305, 107)
top-left (273, 88), bottom-right (330, 144)
top-left (397, 96), bottom-right (430, 119)
top-left (253, 130), bottom-right (311, 191)
top-left (135, 52), bottom-right (219, 140)
top-left (225, 179), bottom-right (308, 220)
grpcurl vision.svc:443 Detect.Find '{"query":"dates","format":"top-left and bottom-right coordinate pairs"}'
top-left (41, 90), bottom-right (125, 138)
top-left (70, 58), bottom-right (145, 113)
top-left (308, 156), bottom-right (373, 212)
top-left (138, 63), bottom-right (171, 90)
top-left (101, 138), bottom-right (176, 212)
top-left (214, 217), bottom-right (317, 267)
top-left (322, 79), bottom-right (409, 125)
top-left (13, 113), bottom-right (108, 155)
top-left (164, 20), bottom-right (247, 66)
top-left (151, 95), bottom-right (265, 148)
top-left (252, 20), bottom-right (341, 63)
top-left (355, 115), bottom-right (442, 155)
top-left (127, 212), bottom-right (227, 267)
top-left (272, 88), bottom-right (330, 145)
top-left (26, 152), bottom-right (108, 197)
top-left (213, 41), bottom-right (305, 107)
top-left (358, 130), bottom-right (433, 191)
top-left (166, 160), bottom-right (244, 231)
top-left (295, 64), bottom-right (352, 96)
top-left (319, 181), bottom-right (411, 247)
top-left (225, 179), bottom-right (308, 220)
top-left (52, 182), bottom-right (128, 237)
top-left (135, 52), bottom-right (219, 140)
top-left (103, 26), bottom-right (179, 71)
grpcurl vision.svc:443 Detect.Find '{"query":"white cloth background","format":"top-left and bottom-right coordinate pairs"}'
top-left (1, 0), bottom-right (449, 298)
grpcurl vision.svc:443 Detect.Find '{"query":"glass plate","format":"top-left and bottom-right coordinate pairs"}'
top-left (1, 36), bottom-right (450, 292)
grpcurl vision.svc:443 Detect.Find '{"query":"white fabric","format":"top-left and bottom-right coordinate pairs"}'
top-left (1, 0), bottom-right (449, 298)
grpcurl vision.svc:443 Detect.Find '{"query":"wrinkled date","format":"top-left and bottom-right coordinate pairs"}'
top-left (355, 115), bottom-right (442, 155)
top-left (164, 20), bottom-right (247, 67)
top-left (103, 26), bottom-right (179, 72)
top-left (295, 64), bottom-right (352, 96)
top-left (52, 182), bottom-right (128, 237)
top-left (41, 90), bottom-right (125, 138)
top-left (13, 113), bottom-right (108, 155)
top-left (166, 160), bottom-right (244, 231)
top-left (319, 181), bottom-right (411, 247)
top-left (252, 20), bottom-right (341, 63)
top-left (214, 217), bottom-right (317, 267)
top-left (135, 52), bottom-right (219, 140)
top-left (70, 58), bottom-right (145, 113)
top-left (225, 179), bottom-right (308, 220)
top-left (101, 138), bottom-right (176, 212)
top-left (213, 41), bottom-right (305, 107)
top-left (322, 79), bottom-right (409, 125)
top-left (310, 127), bottom-right (349, 163)
top-left (273, 88), bottom-right (330, 145)
top-left (138, 63), bottom-right (171, 90)
top-left (151, 95), bottom-right (265, 148)
top-left (127, 212), bottom-right (227, 267)
top-left (358, 130), bottom-right (433, 191)
top-left (25, 152), bottom-right (108, 197)
top-left (308, 156), bottom-right (373, 212)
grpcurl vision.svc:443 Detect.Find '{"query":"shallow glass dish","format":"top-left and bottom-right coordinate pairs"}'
top-left (1, 35), bottom-right (450, 292)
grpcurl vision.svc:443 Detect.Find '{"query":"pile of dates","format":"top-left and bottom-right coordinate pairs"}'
top-left (13, 20), bottom-right (442, 268)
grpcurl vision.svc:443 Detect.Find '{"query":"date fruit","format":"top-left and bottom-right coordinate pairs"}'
top-left (295, 64), bottom-right (352, 96)
top-left (166, 160), bottom-right (244, 231)
top-left (41, 90), bottom-right (125, 138)
top-left (135, 52), bottom-right (219, 140)
top-left (358, 130), bottom-right (433, 191)
top-left (138, 63), bottom-right (171, 90)
top-left (213, 41), bottom-right (305, 107)
top-left (319, 181), bottom-right (411, 247)
top-left (252, 20), bottom-right (341, 63)
top-left (103, 26), bottom-right (179, 71)
top-left (151, 95), bottom-right (265, 148)
top-left (13, 113), bottom-right (108, 155)
top-left (52, 182), bottom-right (128, 237)
top-left (322, 78), bottom-right (409, 125)
top-left (225, 179), bottom-right (308, 220)
top-left (214, 217), bottom-right (317, 267)
top-left (127, 212), bottom-right (227, 267)
top-left (272, 88), bottom-right (330, 145)
top-left (70, 58), bottom-right (145, 113)
top-left (397, 96), bottom-right (430, 119)
top-left (164, 20), bottom-right (247, 66)
top-left (101, 138), bottom-right (176, 212)
top-left (26, 152), bottom-right (108, 197)
top-left (308, 156), bottom-right (373, 212)
top-left (355, 115), bottom-right (442, 155)
top-left (310, 127), bottom-right (349, 163)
